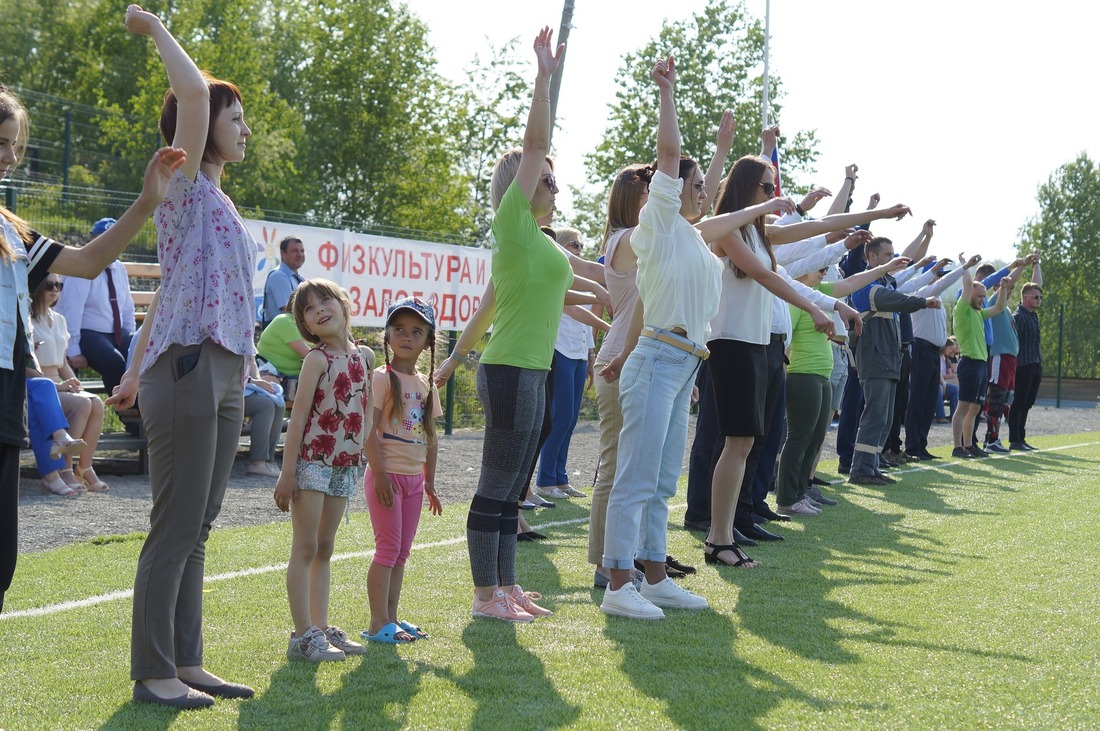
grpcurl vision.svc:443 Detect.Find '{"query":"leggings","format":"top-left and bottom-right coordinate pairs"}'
top-left (467, 364), bottom-right (546, 588)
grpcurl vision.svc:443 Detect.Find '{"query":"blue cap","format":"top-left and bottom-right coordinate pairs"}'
top-left (386, 296), bottom-right (436, 329)
top-left (91, 217), bottom-right (117, 236)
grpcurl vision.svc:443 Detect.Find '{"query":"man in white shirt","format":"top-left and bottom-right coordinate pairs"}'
top-left (54, 217), bottom-right (136, 395)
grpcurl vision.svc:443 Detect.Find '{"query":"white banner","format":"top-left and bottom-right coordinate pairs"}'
top-left (245, 220), bottom-right (490, 329)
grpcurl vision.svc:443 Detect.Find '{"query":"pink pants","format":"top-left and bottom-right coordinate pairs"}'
top-left (365, 471), bottom-right (425, 567)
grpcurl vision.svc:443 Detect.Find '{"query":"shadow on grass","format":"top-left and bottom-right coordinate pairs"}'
top-left (99, 685), bottom-right (187, 731)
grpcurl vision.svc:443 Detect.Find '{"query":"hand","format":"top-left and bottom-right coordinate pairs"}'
top-left (915, 254), bottom-right (936, 269)
top-left (64, 377), bottom-right (82, 392)
top-left (1002, 277), bottom-right (1017, 293)
top-left (373, 471), bottom-right (395, 509)
top-left (867, 193), bottom-right (880, 210)
top-left (533, 26), bottom-right (565, 79)
top-left (845, 163), bottom-right (858, 180)
top-left (768, 197), bottom-right (798, 216)
top-left (652, 56), bottom-right (676, 91)
top-left (592, 284), bottom-right (613, 313)
top-left (843, 229), bottom-right (872, 250)
top-left (761, 125), bottom-right (780, 152)
top-left (825, 228), bottom-right (851, 244)
top-left (137, 147), bottom-right (187, 207)
top-left (425, 484), bottom-right (443, 516)
top-left (1024, 252), bottom-right (1040, 265)
top-left (273, 474), bottom-right (297, 512)
top-left (809, 306), bottom-right (835, 337)
top-left (965, 254), bottom-right (981, 268)
top-left (68, 354), bottom-right (88, 370)
top-left (925, 298), bottom-right (942, 310)
top-left (106, 373), bottom-right (139, 410)
top-left (1011, 257), bottom-right (1026, 268)
top-left (835, 301), bottom-right (861, 334)
top-left (932, 258), bottom-right (951, 273)
top-left (886, 256), bottom-right (912, 273)
top-left (922, 219), bottom-right (937, 237)
top-left (690, 384), bottom-right (700, 406)
top-left (800, 187), bottom-right (832, 212)
top-left (433, 356), bottom-right (460, 389)
top-left (586, 359), bottom-right (595, 390)
top-left (600, 353), bottom-right (626, 383)
top-left (715, 109), bottom-right (735, 151)
top-left (883, 204), bottom-right (911, 221)
top-left (253, 378), bottom-right (276, 394)
top-left (124, 4), bottom-right (162, 35)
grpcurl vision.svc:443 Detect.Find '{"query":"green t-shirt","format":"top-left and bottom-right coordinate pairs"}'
top-left (480, 181), bottom-right (574, 370)
top-left (257, 313), bottom-right (306, 376)
top-left (953, 295), bottom-right (990, 361)
top-left (787, 282), bottom-right (835, 378)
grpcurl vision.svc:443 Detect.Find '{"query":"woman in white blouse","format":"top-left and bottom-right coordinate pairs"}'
top-left (30, 274), bottom-right (109, 492)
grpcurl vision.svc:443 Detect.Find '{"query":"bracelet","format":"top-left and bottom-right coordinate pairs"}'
top-left (795, 204), bottom-right (805, 217)
top-left (532, 96), bottom-right (551, 103)
top-left (845, 176), bottom-right (855, 183)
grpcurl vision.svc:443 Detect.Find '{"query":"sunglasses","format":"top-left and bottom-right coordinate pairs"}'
top-left (818, 267), bottom-right (829, 275)
top-left (542, 173), bottom-right (557, 191)
top-left (565, 240), bottom-right (582, 251)
top-left (44, 281), bottom-right (64, 292)
top-left (759, 182), bottom-right (776, 196)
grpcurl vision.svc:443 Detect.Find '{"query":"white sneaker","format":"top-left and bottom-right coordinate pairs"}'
top-left (324, 625), bottom-right (366, 655)
top-left (287, 626), bottom-right (346, 662)
top-left (639, 577), bottom-right (709, 610)
top-left (535, 486), bottom-right (569, 499)
top-left (600, 583), bottom-right (665, 619)
top-left (778, 499), bottom-right (821, 516)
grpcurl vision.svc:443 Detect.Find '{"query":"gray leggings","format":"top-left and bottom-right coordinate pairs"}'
top-left (466, 364), bottom-right (546, 588)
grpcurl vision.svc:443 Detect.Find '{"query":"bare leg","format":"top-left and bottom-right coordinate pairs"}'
top-left (310, 495), bottom-right (346, 630)
top-left (286, 491), bottom-right (325, 635)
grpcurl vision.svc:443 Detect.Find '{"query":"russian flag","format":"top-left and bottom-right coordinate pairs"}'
top-left (770, 145), bottom-right (782, 198)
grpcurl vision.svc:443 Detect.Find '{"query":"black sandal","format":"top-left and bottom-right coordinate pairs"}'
top-left (704, 541), bottom-right (757, 567)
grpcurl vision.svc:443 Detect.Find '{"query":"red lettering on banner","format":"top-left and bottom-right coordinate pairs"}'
top-left (351, 244), bottom-right (366, 275)
top-left (472, 296), bottom-right (481, 313)
top-left (439, 294), bottom-right (457, 326)
top-left (408, 252), bottom-right (423, 279)
top-left (318, 240), bottom-right (339, 271)
top-left (364, 288), bottom-right (380, 318)
top-left (458, 294), bottom-right (472, 322)
top-left (458, 258), bottom-right (471, 283)
top-left (369, 246), bottom-right (383, 276)
top-left (348, 286), bottom-right (363, 317)
top-left (475, 260), bottom-right (486, 284)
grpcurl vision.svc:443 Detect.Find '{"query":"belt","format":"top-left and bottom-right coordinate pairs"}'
top-left (640, 327), bottom-right (709, 360)
top-left (771, 333), bottom-right (787, 344)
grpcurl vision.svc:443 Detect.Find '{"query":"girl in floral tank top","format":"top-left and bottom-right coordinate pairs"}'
top-left (275, 279), bottom-right (375, 661)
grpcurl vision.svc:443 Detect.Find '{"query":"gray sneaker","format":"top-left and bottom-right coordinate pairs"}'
top-left (287, 626), bottom-right (346, 662)
top-left (806, 486), bottom-right (838, 506)
top-left (324, 625), bottom-right (366, 655)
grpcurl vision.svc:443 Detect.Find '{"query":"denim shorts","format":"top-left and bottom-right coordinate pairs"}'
top-left (295, 458), bottom-right (362, 498)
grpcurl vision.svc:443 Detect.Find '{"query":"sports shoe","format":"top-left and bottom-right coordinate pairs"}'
top-left (510, 584), bottom-right (553, 617)
top-left (1009, 441), bottom-right (1028, 451)
top-left (287, 626), bottom-right (346, 662)
top-left (807, 486), bottom-right (838, 506)
top-left (472, 590), bottom-right (534, 623)
top-left (601, 583), bottom-right (664, 619)
top-left (968, 445), bottom-right (991, 459)
top-left (778, 499), bottom-right (820, 516)
top-left (985, 441), bottom-right (1010, 454)
top-left (562, 485), bottom-right (588, 498)
top-left (639, 577), bottom-right (709, 610)
top-left (849, 473), bottom-right (890, 486)
top-left (1021, 441), bottom-right (1039, 451)
top-left (535, 486), bottom-right (569, 500)
top-left (324, 625), bottom-right (366, 655)
top-left (952, 446), bottom-right (975, 459)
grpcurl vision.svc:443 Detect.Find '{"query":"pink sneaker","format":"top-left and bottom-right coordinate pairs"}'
top-left (510, 584), bottom-right (553, 617)
top-left (471, 590), bottom-right (534, 623)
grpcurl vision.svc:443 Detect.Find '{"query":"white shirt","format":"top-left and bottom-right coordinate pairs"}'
top-left (710, 225), bottom-right (774, 344)
top-left (554, 308), bottom-right (594, 360)
top-left (910, 267), bottom-right (969, 347)
top-left (53, 260), bottom-right (136, 357)
top-left (633, 171), bottom-right (722, 346)
top-left (30, 310), bottom-right (70, 369)
top-left (770, 266), bottom-right (840, 343)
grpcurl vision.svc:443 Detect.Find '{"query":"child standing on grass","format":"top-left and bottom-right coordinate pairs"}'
top-left (274, 279), bottom-right (374, 661)
top-left (362, 297), bottom-right (443, 643)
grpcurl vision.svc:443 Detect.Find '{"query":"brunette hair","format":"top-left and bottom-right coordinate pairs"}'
top-left (714, 155), bottom-right (777, 279)
top-left (31, 275), bottom-right (59, 320)
top-left (381, 315), bottom-right (437, 445)
top-left (289, 278), bottom-right (352, 344)
top-left (864, 237), bottom-right (893, 260)
top-left (279, 236), bottom-right (302, 253)
top-left (600, 164), bottom-right (649, 255)
top-left (0, 86), bottom-right (32, 261)
top-left (489, 148), bottom-right (554, 212)
top-left (1021, 282), bottom-right (1043, 296)
top-left (159, 72), bottom-right (243, 163)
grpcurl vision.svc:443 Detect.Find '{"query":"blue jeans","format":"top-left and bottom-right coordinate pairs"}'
top-left (26, 377), bottom-right (67, 475)
top-left (537, 350), bottom-right (587, 487)
top-left (936, 383), bottom-right (959, 419)
top-left (80, 328), bottom-right (133, 395)
top-left (602, 335), bottom-right (701, 568)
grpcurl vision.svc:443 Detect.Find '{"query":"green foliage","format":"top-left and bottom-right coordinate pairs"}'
top-left (584, 0), bottom-right (818, 206)
top-left (1018, 152), bottom-right (1100, 378)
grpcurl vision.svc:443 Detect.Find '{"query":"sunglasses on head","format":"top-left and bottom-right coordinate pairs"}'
top-left (44, 281), bottom-right (64, 292)
top-left (759, 182), bottom-right (776, 196)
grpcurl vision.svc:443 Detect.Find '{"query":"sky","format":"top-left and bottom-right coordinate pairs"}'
top-left (406, 0), bottom-right (1099, 263)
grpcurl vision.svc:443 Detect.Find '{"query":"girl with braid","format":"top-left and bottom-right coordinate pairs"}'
top-left (362, 297), bottom-right (442, 643)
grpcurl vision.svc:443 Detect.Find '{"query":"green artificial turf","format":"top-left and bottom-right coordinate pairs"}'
top-left (2, 432), bottom-right (1099, 730)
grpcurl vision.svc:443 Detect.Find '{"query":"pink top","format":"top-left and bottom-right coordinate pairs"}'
top-left (300, 344), bottom-right (370, 467)
top-left (597, 227), bottom-right (640, 362)
top-left (143, 170), bottom-right (256, 376)
top-left (371, 367), bottom-right (441, 475)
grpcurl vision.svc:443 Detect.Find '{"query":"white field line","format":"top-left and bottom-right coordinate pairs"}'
top-left (7, 441), bottom-right (1100, 621)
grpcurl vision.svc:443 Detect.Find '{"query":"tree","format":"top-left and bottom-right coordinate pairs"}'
top-left (582, 0), bottom-right (818, 227)
top-left (1018, 152), bottom-right (1100, 378)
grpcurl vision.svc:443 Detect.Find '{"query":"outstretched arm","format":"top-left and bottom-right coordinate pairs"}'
top-left (828, 163), bottom-right (858, 216)
top-left (901, 219), bottom-right (936, 260)
top-left (959, 252), bottom-right (976, 305)
top-left (767, 203), bottom-right (912, 245)
top-left (515, 27), bottom-right (564, 203)
top-left (697, 110), bottom-right (735, 219)
top-left (695, 197), bottom-right (797, 243)
top-left (654, 57), bottom-right (680, 178)
top-left (831, 257), bottom-right (911, 297)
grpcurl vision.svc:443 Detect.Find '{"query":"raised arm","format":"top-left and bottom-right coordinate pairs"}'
top-left (901, 219), bottom-right (936, 260)
top-left (513, 27), bottom-right (564, 202)
top-left (958, 252), bottom-right (976, 304)
top-left (695, 197), bottom-right (797, 243)
top-left (654, 57), bottom-right (680, 178)
top-left (1030, 253), bottom-right (1043, 287)
top-left (766, 203), bottom-right (912, 245)
top-left (698, 110), bottom-right (735, 218)
top-left (827, 163), bottom-right (858, 216)
top-left (831, 257), bottom-right (911, 297)
top-left (125, 5), bottom-right (208, 182)
top-left (985, 277), bottom-right (1015, 317)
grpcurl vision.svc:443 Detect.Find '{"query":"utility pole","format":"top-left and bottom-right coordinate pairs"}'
top-left (547, 0), bottom-right (575, 149)
top-left (761, 0), bottom-right (771, 130)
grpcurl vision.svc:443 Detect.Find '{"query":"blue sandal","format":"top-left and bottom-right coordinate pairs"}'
top-left (360, 622), bottom-right (414, 644)
top-left (398, 620), bottom-right (429, 640)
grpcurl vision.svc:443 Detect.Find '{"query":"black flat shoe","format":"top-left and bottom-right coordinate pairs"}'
top-left (665, 554), bottom-right (696, 575)
top-left (133, 682), bottom-right (214, 709)
top-left (636, 558), bottom-right (685, 579)
top-left (811, 475), bottom-right (830, 486)
top-left (704, 541), bottom-right (757, 567)
top-left (755, 504), bottom-right (791, 523)
top-left (682, 518), bottom-right (711, 532)
top-left (183, 680), bottom-right (255, 700)
top-left (525, 531), bottom-right (548, 540)
top-left (737, 523), bottom-right (785, 542)
top-left (732, 527), bottom-right (758, 547)
top-left (517, 532), bottom-right (535, 542)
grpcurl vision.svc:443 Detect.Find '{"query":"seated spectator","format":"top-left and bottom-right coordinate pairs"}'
top-left (937, 338), bottom-right (960, 422)
top-left (257, 309), bottom-right (309, 402)
top-left (52, 218), bottom-right (136, 396)
top-left (243, 359), bottom-right (285, 477)
top-left (25, 376), bottom-right (88, 496)
top-left (30, 274), bottom-right (109, 492)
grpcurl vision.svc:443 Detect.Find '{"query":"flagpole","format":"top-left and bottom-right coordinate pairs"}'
top-left (761, 0), bottom-right (771, 130)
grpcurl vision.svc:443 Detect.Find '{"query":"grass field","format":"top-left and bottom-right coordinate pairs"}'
top-left (3, 432), bottom-right (1099, 730)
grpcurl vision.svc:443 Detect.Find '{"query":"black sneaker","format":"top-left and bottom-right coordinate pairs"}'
top-left (811, 475), bottom-right (830, 486)
top-left (915, 450), bottom-right (939, 460)
top-left (951, 446), bottom-right (975, 459)
top-left (1009, 441), bottom-right (1028, 451)
top-left (968, 445), bottom-right (991, 459)
top-left (985, 441), bottom-right (1010, 454)
top-left (806, 486), bottom-right (838, 506)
